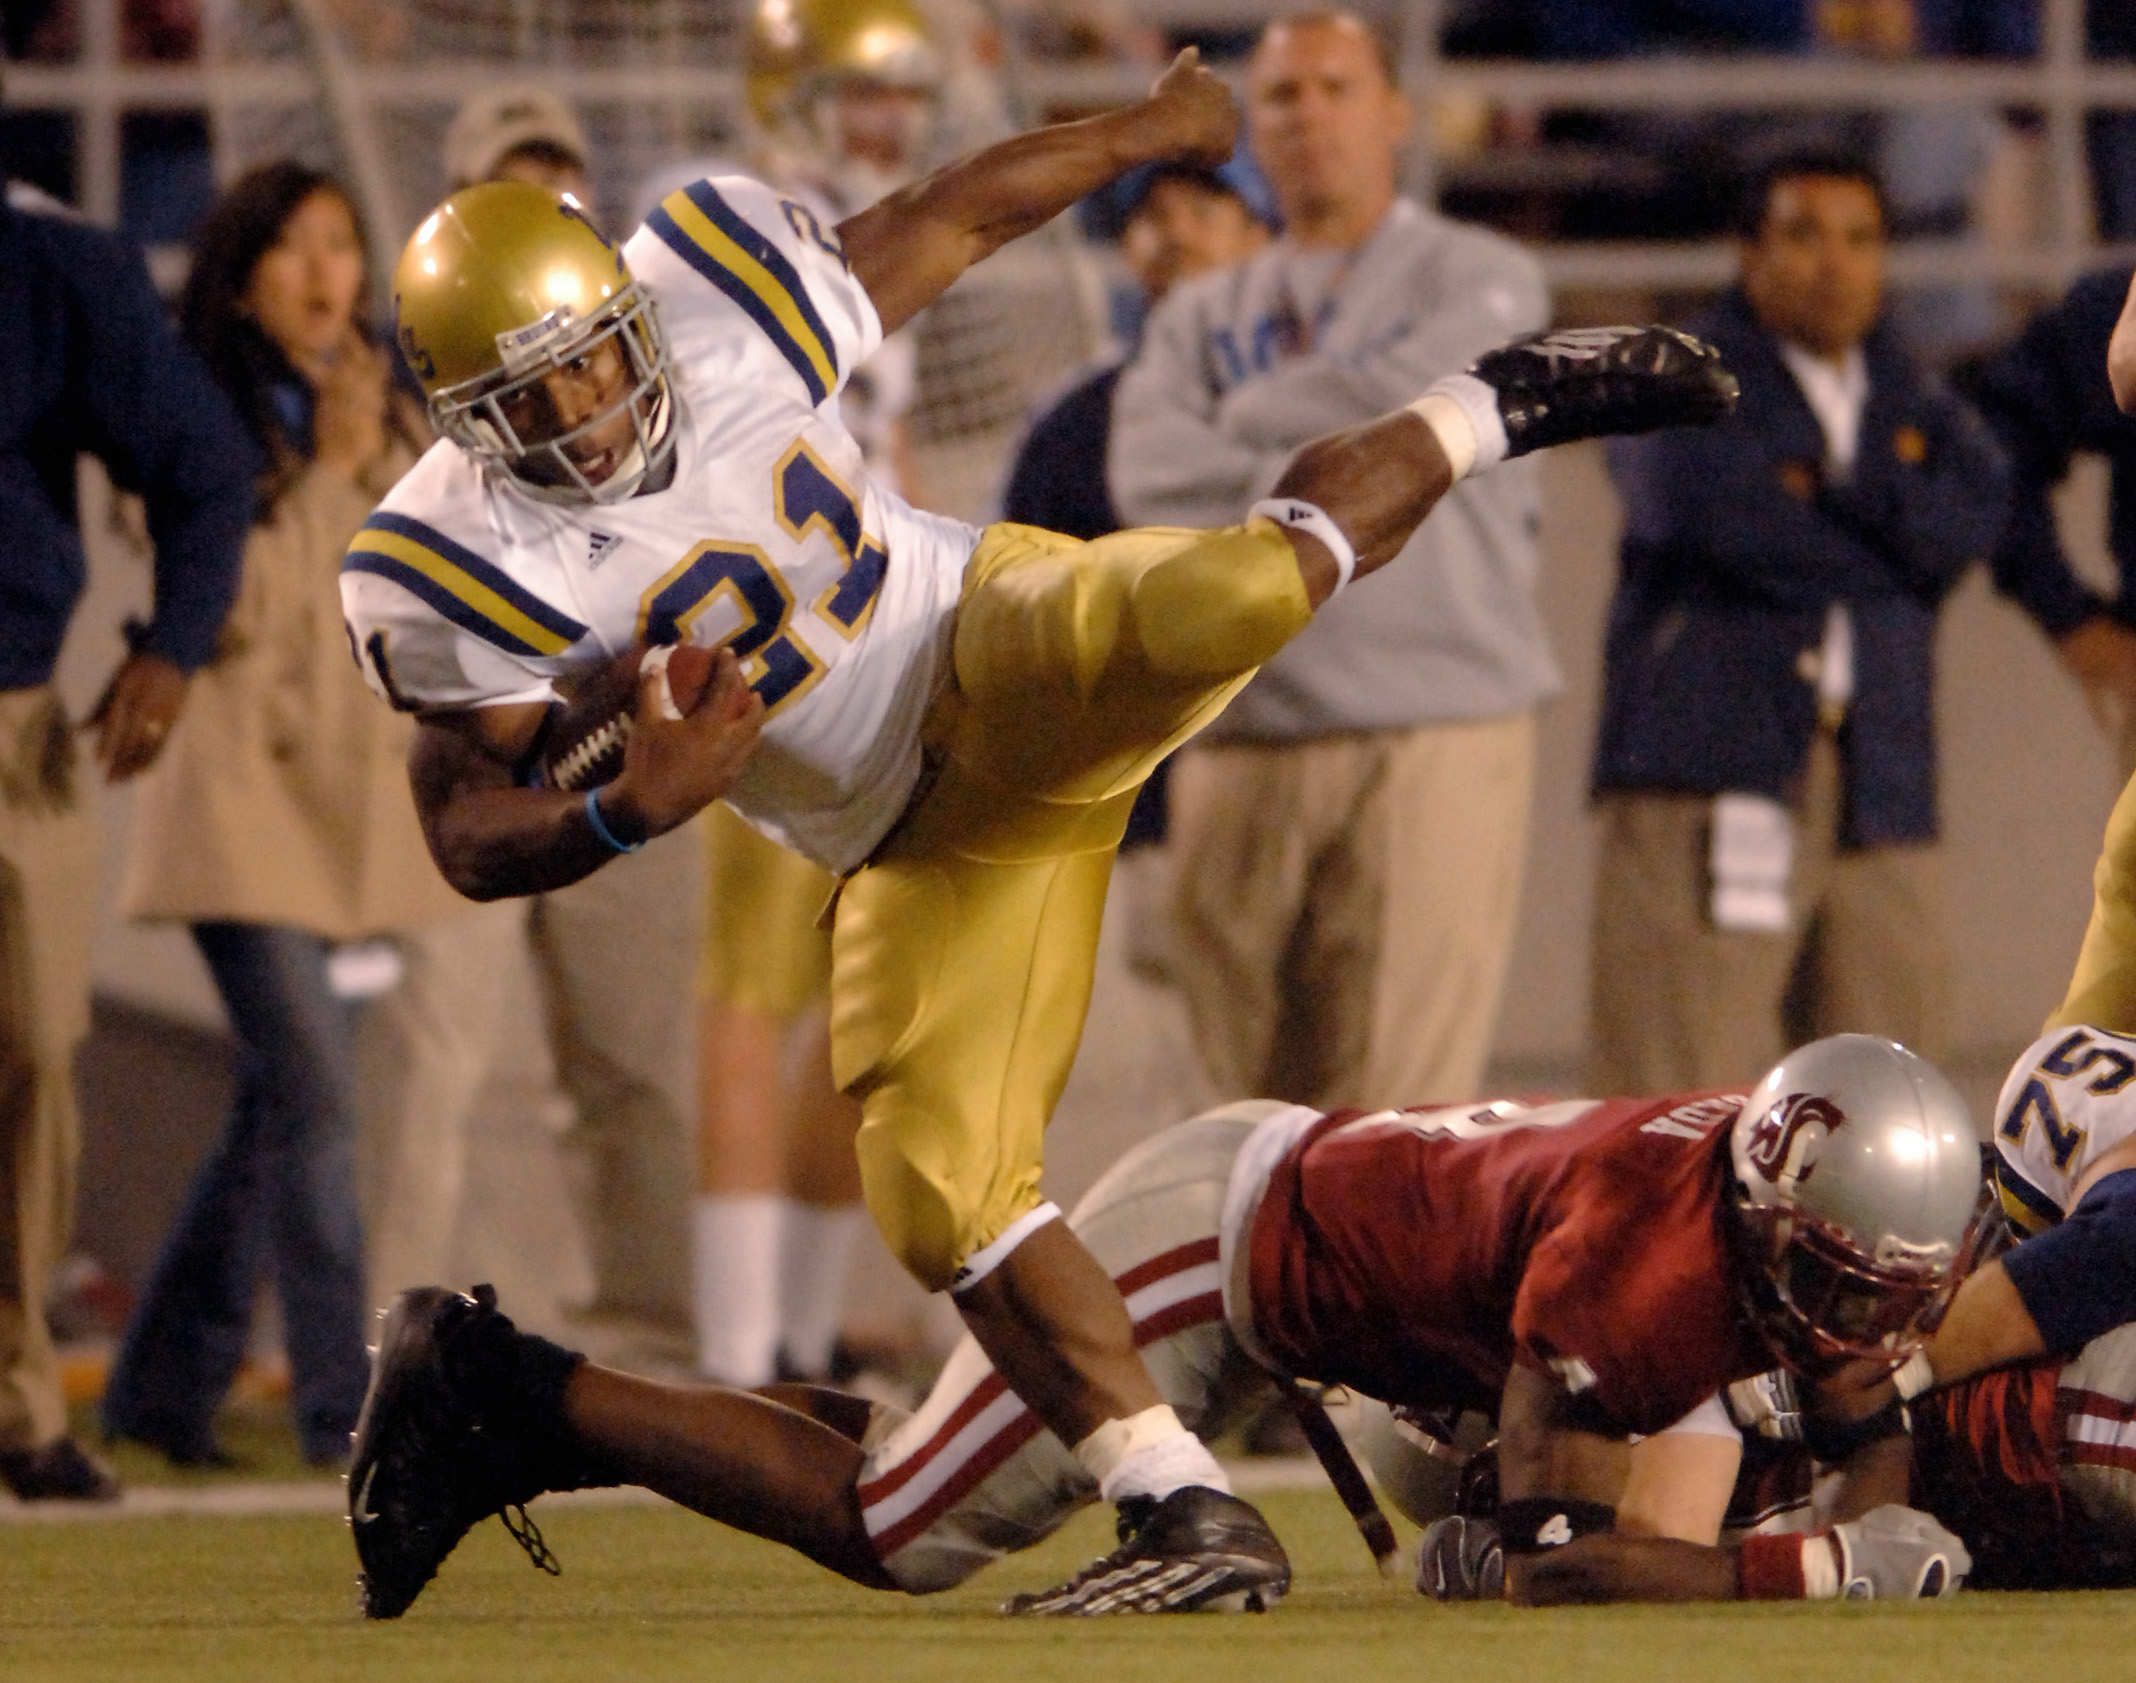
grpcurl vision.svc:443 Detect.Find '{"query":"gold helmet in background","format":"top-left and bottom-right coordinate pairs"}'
top-left (745, 0), bottom-right (942, 191)
top-left (393, 181), bottom-right (673, 505)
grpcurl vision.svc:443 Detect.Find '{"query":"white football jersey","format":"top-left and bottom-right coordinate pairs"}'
top-left (1991, 1025), bottom-right (2136, 1236)
top-left (340, 175), bottom-right (981, 872)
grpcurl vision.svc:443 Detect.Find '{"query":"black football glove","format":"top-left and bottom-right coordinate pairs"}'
top-left (1417, 1514), bottom-right (1505, 1602)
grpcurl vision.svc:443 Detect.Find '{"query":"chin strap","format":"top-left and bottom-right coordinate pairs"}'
top-left (1283, 1381), bottom-right (1401, 1576)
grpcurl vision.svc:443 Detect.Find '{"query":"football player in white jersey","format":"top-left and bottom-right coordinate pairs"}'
top-left (340, 49), bottom-right (1739, 1618)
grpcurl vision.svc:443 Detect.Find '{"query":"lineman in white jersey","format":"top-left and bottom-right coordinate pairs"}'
top-left (1896, 1022), bottom-right (2136, 1394)
top-left (338, 49), bottom-right (1741, 1619)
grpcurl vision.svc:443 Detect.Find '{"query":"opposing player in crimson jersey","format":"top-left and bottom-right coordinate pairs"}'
top-left (341, 1035), bottom-right (1985, 1615)
top-left (1686, 1022), bottom-right (2136, 1590)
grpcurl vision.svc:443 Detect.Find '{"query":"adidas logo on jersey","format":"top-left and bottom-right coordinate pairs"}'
top-left (587, 531), bottom-right (624, 569)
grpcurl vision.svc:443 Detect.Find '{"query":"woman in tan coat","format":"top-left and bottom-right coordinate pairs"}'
top-left (101, 163), bottom-right (463, 1467)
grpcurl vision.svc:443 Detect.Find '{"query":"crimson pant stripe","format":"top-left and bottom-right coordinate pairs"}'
top-left (860, 1242), bottom-right (1225, 1560)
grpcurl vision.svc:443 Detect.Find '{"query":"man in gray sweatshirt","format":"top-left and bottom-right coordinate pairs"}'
top-left (1109, 10), bottom-right (1555, 1107)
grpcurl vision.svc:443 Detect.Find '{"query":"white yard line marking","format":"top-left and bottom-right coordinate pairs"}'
top-left (0, 1457), bottom-right (1329, 1524)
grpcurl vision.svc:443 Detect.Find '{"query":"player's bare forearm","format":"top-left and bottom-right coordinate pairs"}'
top-left (1512, 1534), bottom-right (1741, 1605)
top-left (1267, 412), bottom-right (1454, 605)
top-left (1494, 1364), bottom-right (1742, 1604)
top-left (1924, 1260), bottom-right (2047, 1386)
top-left (2111, 272), bottom-right (2136, 413)
top-left (409, 707), bottom-right (631, 900)
top-left (1824, 1432), bottom-right (1914, 1522)
top-left (409, 651), bottom-right (763, 900)
top-left (839, 48), bottom-right (1235, 334)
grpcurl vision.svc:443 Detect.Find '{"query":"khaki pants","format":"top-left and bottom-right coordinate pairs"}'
top-left (1166, 712), bottom-right (1536, 1111)
top-left (0, 688), bottom-right (98, 1454)
top-left (359, 822), bottom-right (704, 1323)
top-left (1589, 733), bottom-right (1951, 1095)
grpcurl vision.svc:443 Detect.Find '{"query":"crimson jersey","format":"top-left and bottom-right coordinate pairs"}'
top-left (1911, 1323), bottom-right (2136, 1590)
top-left (1246, 1093), bottom-right (1773, 1435)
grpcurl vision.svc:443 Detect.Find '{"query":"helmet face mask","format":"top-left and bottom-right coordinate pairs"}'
top-left (1735, 1203), bottom-right (1960, 1371)
top-left (1726, 1034), bottom-right (1988, 1375)
top-left (431, 286), bottom-right (674, 505)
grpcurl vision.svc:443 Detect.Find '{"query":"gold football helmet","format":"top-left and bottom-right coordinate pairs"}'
top-left (393, 181), bottom-right (673, 505)
top-left (746, 0), bottom-right (941, 186)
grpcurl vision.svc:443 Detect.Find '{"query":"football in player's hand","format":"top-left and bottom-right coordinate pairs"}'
top-left (542, 642), bottom-right (720, 791)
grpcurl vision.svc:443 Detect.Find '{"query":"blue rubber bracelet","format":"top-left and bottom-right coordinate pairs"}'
top-left (584, 787), bottom-right (644, 854)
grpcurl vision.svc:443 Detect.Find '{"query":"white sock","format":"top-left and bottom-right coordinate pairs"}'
top-left (1406, 373), bottom-right (1509, 481)
top-left (778, 1202), bottom-right (867, 1378)
top-left (692, 1193), bottom-right (784, 1386)
top-left (1073, 1404), bottom-right (1232, 1506)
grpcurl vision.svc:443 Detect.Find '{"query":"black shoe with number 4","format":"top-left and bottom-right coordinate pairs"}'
top-left (1002, 1486), bottom-right (1291, 1616)
top-left (1474, 325), bottom-right (1739, 458)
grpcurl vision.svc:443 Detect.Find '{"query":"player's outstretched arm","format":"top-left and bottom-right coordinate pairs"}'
top-left (1476, 1365), bottom-right (1965, 1606)
top-left (2110, 271), bottom-right (2136, 413)
top-left (409, 647), bottom-right (763, 900)
top-left (838, 48), bottom-right (1235, 335)
top-left (1484, 1364), bottom-right (1738, 1606)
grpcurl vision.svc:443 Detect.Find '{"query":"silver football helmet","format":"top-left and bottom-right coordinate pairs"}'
top-left (1730, 1034), bottom-right (1988, 1371)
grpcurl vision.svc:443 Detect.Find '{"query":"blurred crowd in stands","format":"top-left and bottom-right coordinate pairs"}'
top-left (5, 0), bottom-right (2136, 1497)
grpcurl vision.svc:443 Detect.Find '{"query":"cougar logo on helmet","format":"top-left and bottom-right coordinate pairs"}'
top-left (1744, 1093), bottom-right (1846, 1185)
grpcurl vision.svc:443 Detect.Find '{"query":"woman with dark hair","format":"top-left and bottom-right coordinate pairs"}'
top-left (101, 162), bottom-right (465, 1467)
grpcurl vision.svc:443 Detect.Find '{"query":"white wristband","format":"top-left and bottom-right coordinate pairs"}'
top-left (1801, 1535), bottom-right (1842, 1600)
top-left (1249, 496), bottom-right (1357, 597)
top-left (1405, 372), bottom-right (1509, 481)
top-left (1892, 1349), bottom-right (1936, 1401)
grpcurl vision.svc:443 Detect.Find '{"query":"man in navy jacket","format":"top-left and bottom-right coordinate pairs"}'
top-left (0, 174), bottom-right (251, 1499)
top-left (1590, 149), bottom-right (2009, 1094)
top-left (1965, 265), bottom-right (2136, 755)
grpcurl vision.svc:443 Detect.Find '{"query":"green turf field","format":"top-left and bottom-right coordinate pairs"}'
top-left (4, 1485), bottom-right (2132, 1683)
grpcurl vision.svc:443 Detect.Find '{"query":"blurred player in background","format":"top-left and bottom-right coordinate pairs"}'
top-left (631, 0), bottom-right (952, 1392)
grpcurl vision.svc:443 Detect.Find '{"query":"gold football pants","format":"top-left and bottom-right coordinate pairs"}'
top-left (2055, 764), bottom-right (2136, 1034)
top-left (828, 519), bottom-right (1312, 1290)
top-left (699, 801), bottom-right (835, 1019)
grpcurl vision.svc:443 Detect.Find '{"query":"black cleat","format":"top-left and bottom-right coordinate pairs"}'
top-left (1469, 325), bottom-right (1738, 458)
top-left (348, 1285), bottom-right (559, 1620)
top-left (1002, 1486), bottom-right (1291, 1616)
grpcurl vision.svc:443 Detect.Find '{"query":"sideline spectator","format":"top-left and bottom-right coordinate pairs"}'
top-left (443, 84), bottom-right (593, 202)
top-left (1005, 155), bottom-right (1274, 543)
top-left (358, 89), bottom-right (703, 1364)
top-left (0, 175), bottom-right (251, 1499)
top-left (2090, 0), bottom-right (2136, 241)
top-left (1110, 9), bottom-right (1552, 1109)
top-left (1004, 154), bottom-right (1272, 878)
top-left (100, 164), bottom-right (466, 1469)
top-left (1965, 266), bottom-right (2136, 762)
top-left (1590, 149), bottom-right (2010, 1093)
